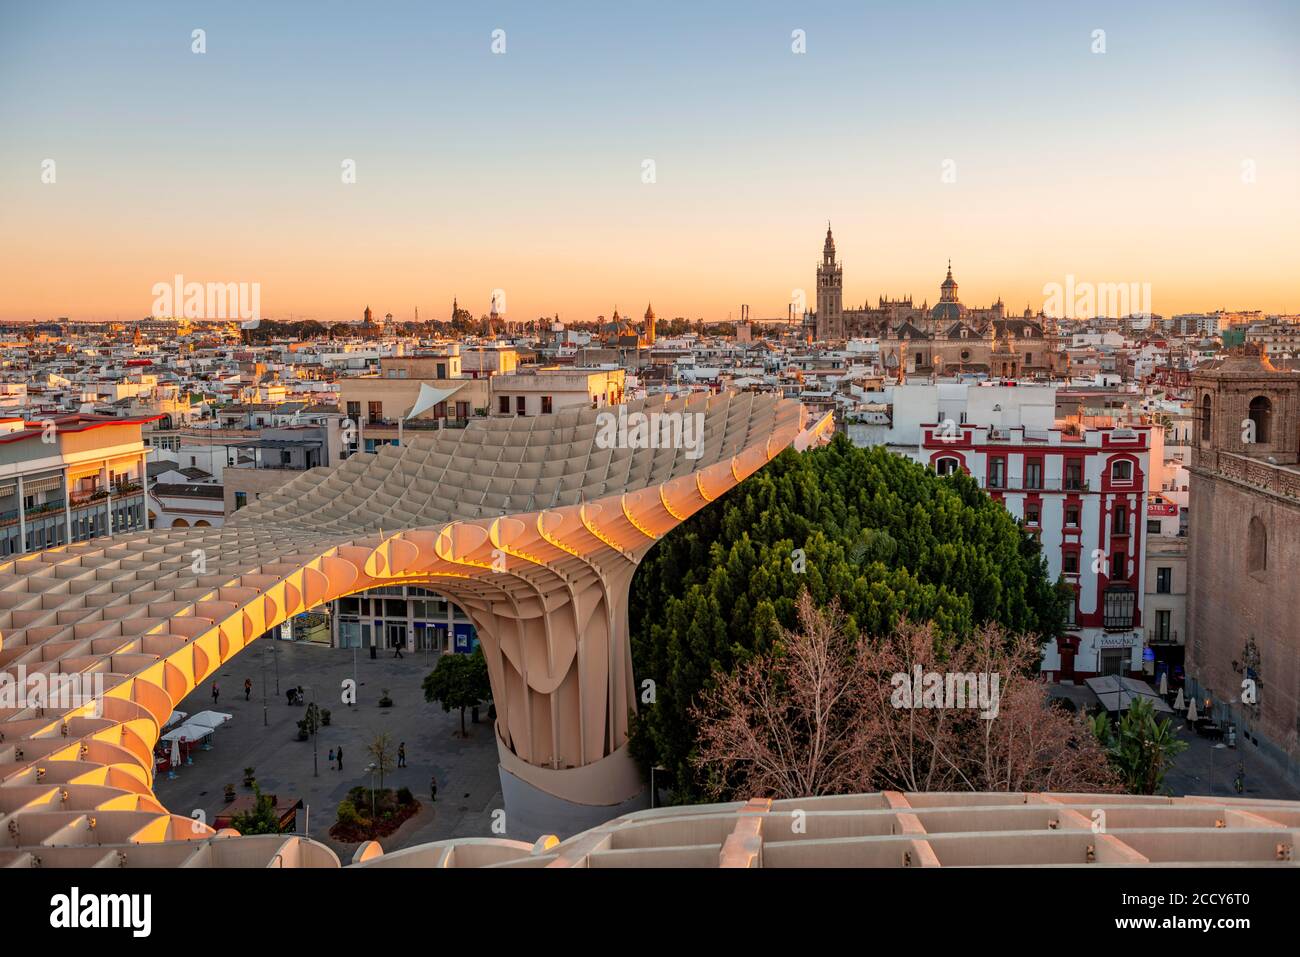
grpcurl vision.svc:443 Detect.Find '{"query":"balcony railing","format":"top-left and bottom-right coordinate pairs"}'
top-left (983, 476), bottom-right (1092, 492)
top-left (24, 498), bottom-right (65, 519)
top-left (69, 485), bottom-right (144, 507)
top-left (365, 417), bottom-right (470, 431)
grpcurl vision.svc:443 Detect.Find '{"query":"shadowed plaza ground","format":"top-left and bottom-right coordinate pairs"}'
top-left (154, 638), bottom-right (503, 858)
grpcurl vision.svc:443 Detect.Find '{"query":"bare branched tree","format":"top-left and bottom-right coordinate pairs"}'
top-left (692, 593), bottom-right (878, 799)
top-left (693, 593), bottom-right (1119, 800)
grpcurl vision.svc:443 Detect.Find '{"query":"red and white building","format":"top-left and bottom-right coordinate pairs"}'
top-left (920, 419), bottom-right (1152, 680)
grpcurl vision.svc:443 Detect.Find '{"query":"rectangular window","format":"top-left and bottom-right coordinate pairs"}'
top-left (498, 395), bottom-right (510, 414)
top-left (235, 491), bottom-right (247, 510)
top-left (1065, 505), bottom-right (1080, 527)
top-left (1156, 567), bottom-right (1172, 594)
top-left (1156, 609), bottom-right (1171, 641)
top-left (988, 457), bottom-right (1005, 489)
top-left (1024, 503), bottom-right (1040, 525)
top-left (541, 395), bottom-right (553, 415)
top-left (1112, 504), bottom-right (1128, 535)
top-left (367, 401), bottom-right (383, 423)
top-left (1147, 519), bottom-right (1161, 534)
top-left (1103, 586), bottom-right (1136, 630)
top-left (1110, 552), bottom-right (1126, 579)
top-left (1065, 460), bottom-right (1083, 491)
top-left (1101, 648), bottom-right (1127, 676)
top-left (516, 396), bottom-right (526, 416)
top-left (1025, 459), bottom-right (1043, 490)
top-left (1062, 551), bottom-right (1079, 574)
top-left (346, 401), bottom-right (360, 421)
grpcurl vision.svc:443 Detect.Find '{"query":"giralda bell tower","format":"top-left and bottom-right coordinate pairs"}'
top-left (816, 222), bottom-right (844, 340)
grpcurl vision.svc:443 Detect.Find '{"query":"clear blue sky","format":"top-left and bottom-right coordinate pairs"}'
top-left (2, 1), bottom-right (1297, 321)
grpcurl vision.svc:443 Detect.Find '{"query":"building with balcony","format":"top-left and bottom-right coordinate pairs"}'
top-left (0, 414), bottom-right (152, 556)
top-left (919, 419), bottom-right (1153, 682)
top-left (340, 356), bottom-right (489, 455)
top-left (221, 423), bottom-right (343, 515)
top-left (488, 368), bottom-right (626, 418)
top-left (1143, 531), bottom-right (1187, 689)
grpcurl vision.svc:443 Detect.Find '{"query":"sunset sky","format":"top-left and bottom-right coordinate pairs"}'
top-left (1, 0), bottom-right (1297, 324)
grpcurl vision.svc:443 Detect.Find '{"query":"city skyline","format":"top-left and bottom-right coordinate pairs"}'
top-left (2, 1), bottom-right (1299, 323)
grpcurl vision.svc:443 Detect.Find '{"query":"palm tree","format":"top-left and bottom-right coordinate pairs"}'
top-left (1092, 699), bottom-right (1187, 794)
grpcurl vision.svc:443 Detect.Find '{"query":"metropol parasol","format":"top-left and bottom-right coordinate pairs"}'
top-left (0, 391), bottom-right (831, 860)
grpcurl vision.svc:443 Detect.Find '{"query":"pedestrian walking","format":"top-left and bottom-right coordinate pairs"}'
top-left (211, 682), bottom-right (219, 706)
top-left (336, 745), bottom-right (343, 771)
top-left (243, 677), bottom-right (252, 701)
top-left (328, 748), bottom-right (335, 768)
top-left (393, 642), bottom-right (404, 659)
top-left (397, 742), bottom-right (406, 768)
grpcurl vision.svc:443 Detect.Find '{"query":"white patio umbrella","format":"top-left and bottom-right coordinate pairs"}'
top-left (1187, 697), bottom-right (1199, 722)
top-left (1158, 672), bottom-right (1168, 695)
top-left (1173, 688), bottom-right (1185, 711)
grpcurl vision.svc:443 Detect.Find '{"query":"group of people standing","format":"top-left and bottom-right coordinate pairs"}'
top-left (215, 678), bottom-right (440, 801)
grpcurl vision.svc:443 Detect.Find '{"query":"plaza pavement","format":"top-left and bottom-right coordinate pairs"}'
top-left (153, 637), bottom-right (505, 860)
top-left (1163, 718), bottom-right (1300, 800)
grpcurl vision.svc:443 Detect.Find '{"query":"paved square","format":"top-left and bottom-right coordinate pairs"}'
top-left (154, 637), bottom-right (504, 860)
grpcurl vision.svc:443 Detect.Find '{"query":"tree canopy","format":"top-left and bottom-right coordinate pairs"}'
top-left (628, 433), bottom-right (1070, 802)
top-left (422, 647), bottom-right (492, 736)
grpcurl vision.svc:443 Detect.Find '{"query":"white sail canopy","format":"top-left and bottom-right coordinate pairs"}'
top-left (406, 381), bottom-right (465, 419)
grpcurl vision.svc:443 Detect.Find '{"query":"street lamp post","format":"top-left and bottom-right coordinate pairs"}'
top-left (366, 763), bottom-right (377, 818)
top-left (1210, 742), bottom-right (1227, 795)
top-left (261, 642), bottom-right (268, 727)
top-left (304, 685), bottom-right (318, 778)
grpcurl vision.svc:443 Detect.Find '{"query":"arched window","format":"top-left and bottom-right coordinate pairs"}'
top-left (1248, 516), bottom-right (1267, 576)
top-left (935, 457), bottom-right (959, 476)
top-left (1200, 394), bottom-right (1211, 445)
top-left (1111, 459), bottom-right (1133, 482)
top-left (172, 518), bottom-right (189, 528)
top-left (1248, 395), bottom-right (1272, 444)
top-left (194, 519), bottom-right (211, 527)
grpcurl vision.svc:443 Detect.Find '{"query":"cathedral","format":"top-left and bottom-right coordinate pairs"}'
top-left (805, 224), bottom-right (1063, 377)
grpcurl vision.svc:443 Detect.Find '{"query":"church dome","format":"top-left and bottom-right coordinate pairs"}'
top-left (931, 300), bottom-right (965, 322)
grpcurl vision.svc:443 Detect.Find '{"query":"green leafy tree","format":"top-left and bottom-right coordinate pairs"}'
top-left (628, 434), bottom-right (1067, 803)
top-left (1091, 699), bottom-right (1188, 795)
top-left (422, 647), bottom-right (491, 736)
top-left (229, 785), bottom-right (281, 835)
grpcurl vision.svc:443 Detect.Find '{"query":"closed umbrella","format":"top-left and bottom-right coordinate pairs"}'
top-left (1158, 672), bottom-right (1168, 695)
top-left (1173, 688), bottom-right (1185, 712)
top-left (1187, 697), bottom-right (1198, 722)
top-left (168, 738), bottom-right (181, 779)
